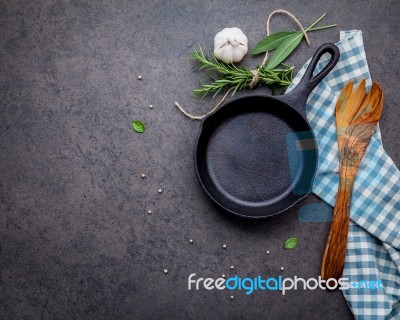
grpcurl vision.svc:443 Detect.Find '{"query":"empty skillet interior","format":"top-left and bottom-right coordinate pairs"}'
top-left (195, 96), bottom-right (317, 218)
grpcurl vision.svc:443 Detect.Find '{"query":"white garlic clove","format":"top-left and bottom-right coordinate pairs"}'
top-left (214, 27), bottom-right (248, 64)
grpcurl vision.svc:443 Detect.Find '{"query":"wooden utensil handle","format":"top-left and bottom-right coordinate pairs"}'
top-left (321, 188), bottom-right (351, 281)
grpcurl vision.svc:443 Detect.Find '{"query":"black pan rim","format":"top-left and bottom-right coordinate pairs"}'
top-left (193, 94), bottom-right (319, 219)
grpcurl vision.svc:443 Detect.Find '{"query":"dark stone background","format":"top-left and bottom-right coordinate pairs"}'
top-left (1, 0), bottom-right (399, 319)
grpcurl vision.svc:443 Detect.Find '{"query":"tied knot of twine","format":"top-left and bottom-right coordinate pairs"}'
top-left (249, 69), bottom-right (259, 89)
top-left (175, 9), bottom-right (311, 120)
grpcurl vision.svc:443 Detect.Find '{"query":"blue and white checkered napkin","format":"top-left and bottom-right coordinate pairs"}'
top-left (287, 30), bottom-right (400, 319)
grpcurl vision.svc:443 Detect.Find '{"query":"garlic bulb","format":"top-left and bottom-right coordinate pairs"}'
top-left (214, 27), bottom-right (248, 64)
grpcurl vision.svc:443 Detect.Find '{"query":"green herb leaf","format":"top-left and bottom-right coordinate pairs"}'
top-left (266, 32), bottom-right (303, 69)
top-left (131, 120), bottom-right (145, 133)
top-left (284, 237), bottom-right (298, 250)
top-left (252, 31), bottom-right (297, 54)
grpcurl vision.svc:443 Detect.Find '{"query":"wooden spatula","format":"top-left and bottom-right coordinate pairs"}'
top-left (321, 79), bottom-right (384, 281)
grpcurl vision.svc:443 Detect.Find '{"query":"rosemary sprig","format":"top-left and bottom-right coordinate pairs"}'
top-left (190, 47), bottom-right (293, 98)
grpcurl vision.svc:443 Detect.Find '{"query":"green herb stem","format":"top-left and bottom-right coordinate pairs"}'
top-left (307, 24), bottom-right (337, 32)
top-left (305, 14), bottom-right (336, 33)
top-left (306, 13), bottom-right (327, 31)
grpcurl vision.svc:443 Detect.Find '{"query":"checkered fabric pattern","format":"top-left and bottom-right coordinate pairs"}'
top-left (287, 31), bottom-right (400, 319)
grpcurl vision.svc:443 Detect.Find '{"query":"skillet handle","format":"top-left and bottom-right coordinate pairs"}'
top-left (284, 43), bottom-right (340, 113)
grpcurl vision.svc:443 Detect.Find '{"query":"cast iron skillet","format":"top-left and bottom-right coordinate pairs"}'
top-left (194, 43), bottom-right (340, 218)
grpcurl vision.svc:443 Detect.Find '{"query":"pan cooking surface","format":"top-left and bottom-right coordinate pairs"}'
top-left (206, 110), bottom-right (295, 204)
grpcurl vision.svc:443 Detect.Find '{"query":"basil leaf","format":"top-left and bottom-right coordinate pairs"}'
top-left (131, 120), bottom-right (145, 133)
top-left (252, 31), bottom-right (297, 54)
top-left (266, 32), bottom-right (303, 69)
top-left (284, 237), bottom-right (298, 250)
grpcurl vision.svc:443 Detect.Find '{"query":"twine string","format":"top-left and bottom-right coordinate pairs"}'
top-left (174, 88), bottom-right (233, 121)
top-left (175, 9), bottom-right (310, 120)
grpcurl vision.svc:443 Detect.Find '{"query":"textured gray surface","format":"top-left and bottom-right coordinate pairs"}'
top-left (1, 0), bottom-right (399, 319)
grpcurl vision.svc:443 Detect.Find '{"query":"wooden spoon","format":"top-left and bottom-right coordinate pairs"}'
top-left (321, 79), bottom-right (384, 281)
